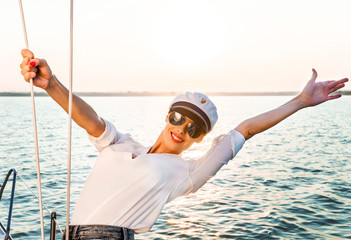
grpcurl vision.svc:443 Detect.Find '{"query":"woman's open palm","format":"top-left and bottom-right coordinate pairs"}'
top-left (300, 69), bottom-right (348, 107)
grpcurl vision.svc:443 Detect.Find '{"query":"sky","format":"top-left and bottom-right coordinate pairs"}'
top-left (0, 0), bottom-right (350, 93)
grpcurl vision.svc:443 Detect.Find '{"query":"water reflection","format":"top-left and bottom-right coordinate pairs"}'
top-left (1, 96), bottom-right (350, 239)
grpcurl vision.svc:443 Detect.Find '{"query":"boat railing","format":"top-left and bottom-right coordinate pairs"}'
top-left (1, 169), bottom-right (61, 240)
top-left (0, 168), bottom-right (17, 240)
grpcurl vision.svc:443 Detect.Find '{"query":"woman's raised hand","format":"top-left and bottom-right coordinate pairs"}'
top-left (20, 49), bottom-right (105, 137)
top-left (299, 69), bottom-right (348, 107)
top-left (20, 49), bottom-right (53, 90)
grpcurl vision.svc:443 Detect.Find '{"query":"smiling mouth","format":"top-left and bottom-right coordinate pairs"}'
top-left (171, 131), bottom-right (184, 143)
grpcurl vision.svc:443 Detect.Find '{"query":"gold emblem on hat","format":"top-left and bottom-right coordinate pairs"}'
top-left (200, 98), bottom-right (206, 104)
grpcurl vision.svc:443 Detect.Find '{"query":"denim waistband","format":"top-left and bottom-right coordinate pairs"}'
top-left (62, 224), bottom-right (134, 240)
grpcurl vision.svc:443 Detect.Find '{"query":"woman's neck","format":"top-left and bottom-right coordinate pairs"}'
top-left (148, 134), bottom-right (179, 154)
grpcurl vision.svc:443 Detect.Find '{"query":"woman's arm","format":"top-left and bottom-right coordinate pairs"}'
top-left (20, 49), bottom-right (105, 137)
top-left (235, 69), bottom-right (348, 140)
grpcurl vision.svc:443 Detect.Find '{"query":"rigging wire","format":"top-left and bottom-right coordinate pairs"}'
top-left (17, 0), bottom-right (74, 238)
top-left (66, 0), bottom-right (74, 239)
top-left (17, 0), bottom-right (45, 239)
top-left (17, 173), bottom-right (64, 235)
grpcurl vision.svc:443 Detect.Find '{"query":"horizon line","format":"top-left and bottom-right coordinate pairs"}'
top-left (0, 91), bottom-right (350, 97)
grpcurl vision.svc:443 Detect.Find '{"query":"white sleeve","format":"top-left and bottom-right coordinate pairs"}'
top-left (88, 119), bottom-right (121, 152)
top-left (188, 129), bottom-right (245, 193)
top-left (229, 129), bottom-right (246, 157)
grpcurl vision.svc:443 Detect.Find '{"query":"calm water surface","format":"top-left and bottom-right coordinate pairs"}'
top-left (1, 96), bottom-right (350, 239)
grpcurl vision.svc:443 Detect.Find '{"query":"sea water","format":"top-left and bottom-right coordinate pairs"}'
top-left (0, 96), bottom-right (350, 239)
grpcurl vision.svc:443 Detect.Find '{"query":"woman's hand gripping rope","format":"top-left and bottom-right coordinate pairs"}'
top-left (20, 49), bottom-right (54, 90)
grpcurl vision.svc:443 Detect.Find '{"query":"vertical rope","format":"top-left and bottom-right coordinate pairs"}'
top-left (66, 0), bottom-right (74, 239)
top-left (17, 1), bottom-right (45, 239)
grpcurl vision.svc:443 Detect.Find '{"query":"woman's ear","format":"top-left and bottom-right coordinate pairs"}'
top-left (165, 113), bottom-right (170, 122)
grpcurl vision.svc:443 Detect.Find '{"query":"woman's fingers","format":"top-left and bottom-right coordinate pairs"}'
top-left (20, 49), bottom-right (53, 90)
top-left (328, 83), bottom-right (346, 94)
top-left (328, 94), bottom-right (341, 100)
top-left (21, 67), bottom-right (34, 81)
top-left (22, 70), bottom-right (36, 82)
top-left (328, 80), bottom-right (347, 93)
top-left (21, 49), bottom-right (34, 59)
top-left (326, 78), bottom-right (348, 97)
top-left (20, 49), bottom-right (37, 77)
top-left (20, 58), bottom-right (38, 81)
top-left (327, 78), bottom-right (348, 88)
top-left (20, 57), bottom-right (31, 69)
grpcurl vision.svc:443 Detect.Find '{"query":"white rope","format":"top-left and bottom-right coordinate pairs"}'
top-left (66, 0), bottom-right (74, 239)
top-left (17, 0), bottom-right (45, 239)
top-left (17, 173), bottom-right (64, 235)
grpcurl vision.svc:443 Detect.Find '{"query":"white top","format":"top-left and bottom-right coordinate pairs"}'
top-left (71, 120), bottom-right (245, 233)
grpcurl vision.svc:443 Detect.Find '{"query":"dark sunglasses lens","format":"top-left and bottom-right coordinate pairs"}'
top-left (187, 123), bottom-right (202, 138)
top-left (169, 112), bottom-right (202, 138)
top-left (169, 112), bottom-right (185, 125)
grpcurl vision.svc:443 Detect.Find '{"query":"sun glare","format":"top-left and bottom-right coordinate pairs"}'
top-left (149, 1), bottom-right (227, 68)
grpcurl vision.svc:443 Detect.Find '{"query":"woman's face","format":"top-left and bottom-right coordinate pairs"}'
top-left (161, 112), bottom-right (205, 154)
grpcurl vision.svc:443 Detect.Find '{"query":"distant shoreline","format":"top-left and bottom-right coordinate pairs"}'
top-left (1, 91), bottom-right (350, 97)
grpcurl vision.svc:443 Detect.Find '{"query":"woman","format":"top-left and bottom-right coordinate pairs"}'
top-left (20, 49), bottom-right (348, 239)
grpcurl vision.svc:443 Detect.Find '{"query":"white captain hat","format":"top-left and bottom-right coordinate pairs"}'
top-left (169, 92), bottom-right (218, 133)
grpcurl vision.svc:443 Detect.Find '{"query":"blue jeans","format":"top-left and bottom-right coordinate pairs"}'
top-left (62, 225), bottom-right (134, 240)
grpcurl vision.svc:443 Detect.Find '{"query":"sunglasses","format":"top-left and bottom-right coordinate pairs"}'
top-left (168, 112), bottom-right (203, 138)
